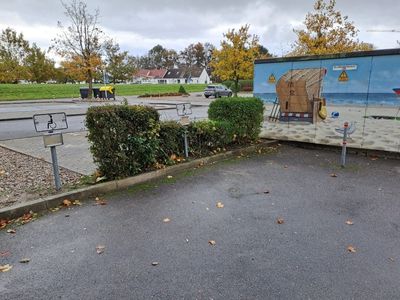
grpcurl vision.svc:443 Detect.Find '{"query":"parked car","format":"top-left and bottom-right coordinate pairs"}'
top-left (204, 85), bottom-right (232, 98)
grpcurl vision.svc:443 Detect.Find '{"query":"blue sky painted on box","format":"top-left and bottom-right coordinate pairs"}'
top-left (254, 54), bottom-right (400, 94)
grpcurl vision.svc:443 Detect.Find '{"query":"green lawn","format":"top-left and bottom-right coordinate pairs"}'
top-left (0, 83), bottom-right (207, 101)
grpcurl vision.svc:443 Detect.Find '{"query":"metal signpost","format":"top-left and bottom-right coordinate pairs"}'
top-left (33, 113), bottom-right (68, 190)
top-left (176, 103), bottom-right (192, 158)
top-left (341, 122), bottom-right (349, 167)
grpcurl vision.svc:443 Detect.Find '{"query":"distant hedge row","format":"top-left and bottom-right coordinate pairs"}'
top-left (222, 80), bottom-right (253, 92)
top-left (86, 97), bottom-right (264, 179)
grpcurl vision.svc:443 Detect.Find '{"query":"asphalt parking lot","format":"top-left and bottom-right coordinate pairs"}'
top-left (1, 144), bottom-right (400, 299)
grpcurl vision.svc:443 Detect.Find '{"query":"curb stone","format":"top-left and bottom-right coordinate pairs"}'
top-left (0, 140), bottom-right (278, 221)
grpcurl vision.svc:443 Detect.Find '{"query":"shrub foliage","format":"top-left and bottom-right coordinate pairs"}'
top-left (86, 105), bottom-right (160, 179)
top-left (208, 97), bottom-right (264, 142)
top-left (86, 97), bottom-right (264, 179)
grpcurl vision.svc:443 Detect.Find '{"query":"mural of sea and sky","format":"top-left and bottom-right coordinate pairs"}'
top-left (254, 49), bottom-right (400, 153)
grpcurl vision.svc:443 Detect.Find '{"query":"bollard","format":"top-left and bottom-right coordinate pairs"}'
top-left (183, 128), bottom-right (189, 158)
top-left (341, 122), bottom-right (349, 167)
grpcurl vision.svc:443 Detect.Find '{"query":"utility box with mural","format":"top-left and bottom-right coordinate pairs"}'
top-left (254, 49), bottom-right (400, 153)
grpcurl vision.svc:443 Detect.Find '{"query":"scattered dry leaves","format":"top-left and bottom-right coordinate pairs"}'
top-left (62, 199), bottom-right (72, 207)
top-left (216, 202), bottom-right (224, 208)
top-left (0, 219), bottom-right (9, 229)
top-left (347, 246), bottom-right (356, 253)
top-left (369, 155), bottom-right (379, 161)
top-left (276, 218), bottom-right (285, 224)
top-left (208, 240), bottom-right (216, 246)
top-left (95, 197), bottom-right (107, 205)
top-left (96, 245), bottom-right (105, 254)
top-left (0, 264), bottom-right (12, 272)
top-left (72, 200), bottom-right (82, 206)
top-left (50, 207), bottom-right (60, 212)
top-left (345, 220), bottom-right (354, 225)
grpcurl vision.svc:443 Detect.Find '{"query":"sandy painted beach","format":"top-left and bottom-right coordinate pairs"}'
top-left (261, 104), bottom-right (400, 153)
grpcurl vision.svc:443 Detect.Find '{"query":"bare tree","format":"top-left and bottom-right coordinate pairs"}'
top-left (53, 0), bottom-right (103, 98)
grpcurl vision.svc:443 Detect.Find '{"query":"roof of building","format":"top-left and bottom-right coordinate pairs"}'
top-left (163, 66), bottom-right (206, 79)
top-left (134, 69), bottom-right (168, 78)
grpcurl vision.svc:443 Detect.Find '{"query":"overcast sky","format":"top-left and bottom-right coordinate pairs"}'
top-left (1, 0), bottom-right (399, 60)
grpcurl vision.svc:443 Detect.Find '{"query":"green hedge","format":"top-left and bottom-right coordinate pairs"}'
top-left (86, 98), bottom-right (264, 179)
top-left (188, 120), bottom-right (235, 156)
top-left (86, 105), bottom-right (160, 179)
top-left (208, 97), bottom-right (264, 142)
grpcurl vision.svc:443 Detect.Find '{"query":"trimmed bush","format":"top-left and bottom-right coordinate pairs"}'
top-left (208, 97), bottom-right (264, 142)
top-left (178, 85), bottom-right (188, 94)
top-left (157, 121), bottom-right (185, 163)
top-left (86, 105), bottom-right (160, 179)
top-left (188, 120), bottom-right (235, 156)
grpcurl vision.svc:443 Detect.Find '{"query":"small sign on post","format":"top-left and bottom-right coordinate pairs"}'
top-left (33, 113), bottom-right (68, 191)
top-left (176, 103), bottom-right (192, 158)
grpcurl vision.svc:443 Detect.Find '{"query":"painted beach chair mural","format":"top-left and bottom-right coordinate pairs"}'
top-left (254, 49), bottom-right (400, 153)
top-left (276, 68), bottom-right (327, 123)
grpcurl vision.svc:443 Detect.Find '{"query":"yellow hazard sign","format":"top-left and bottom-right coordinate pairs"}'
top-left (268, 73), bottom-right (276, 84)
top-left (338, 70), bottom-right (349, 82)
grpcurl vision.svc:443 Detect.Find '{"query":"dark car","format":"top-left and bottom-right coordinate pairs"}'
top-left (204, 85), bottom-right (232, 98)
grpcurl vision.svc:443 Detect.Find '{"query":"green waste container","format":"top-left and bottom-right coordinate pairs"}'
top-left (100, 86), bottom-right (115, 100)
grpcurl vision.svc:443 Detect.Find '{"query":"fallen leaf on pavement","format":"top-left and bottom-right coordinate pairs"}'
top-left (95, 176), bottom-right (107, 183)
top-left (276, 218), bottom-right (285, 224)
top-left (0, 264), bottom-right (12, 272)
top-left (283, 165), bottom-right (288, 169)
top-left (167, 175), bottom-right (173, 179)
top-left (0, 170), bottom-right (5, 176)
top-left (50, 207), bottom-right (60, 212)
top-left (216, 202), bottom-right (224, 208)
top-left (369, 155), bottom-right (379, 161)
top-left (208, 240), bottom-right (216, 246)
top-left (6, 229), bottom-right (16, 234)
top-left (95, 198), bottom-right (107, 205)
top-left (151, 261), bottom-right (159, 266)
top-left (347, 246), bottom-right (356, 253)
top-left (19, 258), bottom-right (30, 264)
top-left (330, 173), bottom-right (338, 178)
top-left (72, 200), bottom-right (82, 206)
top-left (0, 219), bottom-right (9, 229)
top-left (163, 218), bottom-right (170, 223)
top-left (388, 257), bottom-right (395, 262)
top-left (345, 220), bottom-right (354, 225)
top-left (264, 190), bottom-right (270, 194)
top-left (96, 245), bottom-right (105, 254)
top-left (63, 199), bottom-right (72, 207)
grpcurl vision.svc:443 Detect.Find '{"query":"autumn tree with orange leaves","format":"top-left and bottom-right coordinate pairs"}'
top-left (291, 0), bottom-right (373, 56)
top-left (210, 25), bottom-right (260, 97)
top-left (53, 0), bottom-right (103, 98)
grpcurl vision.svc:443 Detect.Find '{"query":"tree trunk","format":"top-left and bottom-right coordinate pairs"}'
top-left (234, 78), bottom-right (239, 97)
top-left (88, 69), bottom-right (93, 100)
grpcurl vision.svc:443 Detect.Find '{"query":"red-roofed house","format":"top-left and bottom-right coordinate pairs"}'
top-left (133, 69), bottom-right (168, 84)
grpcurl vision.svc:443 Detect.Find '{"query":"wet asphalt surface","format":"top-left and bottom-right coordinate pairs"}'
top-left (1, 144), bottom-right (400, 299)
